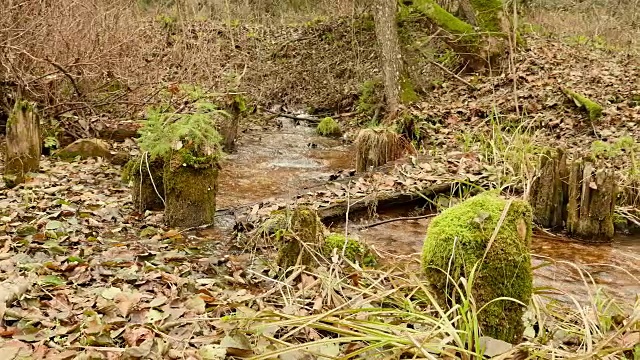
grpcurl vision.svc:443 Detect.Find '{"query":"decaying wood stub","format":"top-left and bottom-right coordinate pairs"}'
top-left (528, 148), bottom-right (617, 241)
top-left (3, 100), bottom-right (41, 187)
top-left (529, 149), bottom-right (569, 229)
top-left (566, 160), bottom-right (617, 241)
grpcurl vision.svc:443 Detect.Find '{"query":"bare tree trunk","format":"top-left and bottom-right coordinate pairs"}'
top-left (374, 0), bottom-right (402, 117)
top-left (3, 100), bottom-right (41, 188)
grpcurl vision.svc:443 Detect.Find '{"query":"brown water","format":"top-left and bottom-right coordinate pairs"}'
top-left (215, 122), bottom-right (640, 304)
top-left (337, 211), bottom-right (640, 304)
top-left (216, 118), bottom-right (353, 209)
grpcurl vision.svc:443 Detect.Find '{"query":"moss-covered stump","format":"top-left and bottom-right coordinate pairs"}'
top-left (322, 233), bottom-right (377, 267)
top-left (164, 150), bottom-right (219, 228)
top-left (3, 100), bottom-right (41, 188)
top-left (122, 155), bottom-right (165, 212)
top-left (316, 117), bottom-right (342, 137)
top-left (563, 88), bottom-right (603, 121)
top-left (422, 192), bottom-right (533, 344)
top-left (270, 207), bottom-right (324, 270)
top-left (566, 160), bottom-right (616, 241)
top-left (355, 127), bottom-right (405, 173)
top-left (529, 149), bottom-right (569, 229)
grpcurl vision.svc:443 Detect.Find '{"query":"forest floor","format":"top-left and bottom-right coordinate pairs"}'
top-left (0, 32), bottom-right (639, 359)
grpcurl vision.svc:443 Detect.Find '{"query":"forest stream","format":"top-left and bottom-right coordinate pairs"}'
top-left (216, 120), bottom-right (640, 304)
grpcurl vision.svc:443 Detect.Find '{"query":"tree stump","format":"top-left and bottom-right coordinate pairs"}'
top-left (122, 155), bottom-right (165, 212)
top-left (164, 150), bottom-right (219, 228)
top-left (529, 149), bottom-right (568, 229)
top-left (355, 128), bottom-right (405, 173)
top-left (566, 160), bottom-right (616, 241)
top-left (3, 101), bottom-right (41, 188)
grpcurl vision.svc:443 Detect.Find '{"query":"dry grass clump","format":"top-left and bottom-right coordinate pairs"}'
top-left (355, 127), bottom-right (409, 172)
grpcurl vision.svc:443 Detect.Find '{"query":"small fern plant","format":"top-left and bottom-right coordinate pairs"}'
top-left (137, 100), bottom-right (228, 160)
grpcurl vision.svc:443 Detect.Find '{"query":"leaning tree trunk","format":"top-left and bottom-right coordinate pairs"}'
top-left (529, 149), bottom-right (569, 229)
top-left (374, 0), bottom-right (402, 117)
top-left (566, 160), bottom-right (616, 241)
top-left (3, 100), bottom-right (41, 188)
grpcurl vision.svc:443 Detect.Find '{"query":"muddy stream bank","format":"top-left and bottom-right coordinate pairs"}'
top-left (215, 120), bottom-right (640, 304)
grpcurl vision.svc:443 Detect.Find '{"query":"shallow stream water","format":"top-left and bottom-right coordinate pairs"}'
top-left (216, 121), bottom-right (640, 304)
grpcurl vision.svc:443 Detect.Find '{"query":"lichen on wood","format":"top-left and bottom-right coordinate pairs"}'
top-left (3, 100), bottom-right (41, 188)
top-left (421, 192), bottom-right (533, 344)
top-left (563, 88), bottom-right (603, 121)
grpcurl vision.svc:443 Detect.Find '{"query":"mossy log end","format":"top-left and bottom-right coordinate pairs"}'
top-left (274, 207), bottom-right (324, 270)
top-left (529, 149), bottom-right (569, 229)
top-left (422, 192), bottom-right (533, 344)
top-left (123, 155), bottom-right (165, 212)
top-left (563, 88), bottom-right (603, 121)
top-left (566, 160), bottom-right (616, 241)
top-left (3, 100), bottom-right (41, 188)
top-left (164, 151), bottom-right (219, 228)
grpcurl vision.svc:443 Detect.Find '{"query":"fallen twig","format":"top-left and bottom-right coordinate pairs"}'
top-left (429, 60), bottom-right (477, 90)
top-left (355, 214), bottom-right (437, 230)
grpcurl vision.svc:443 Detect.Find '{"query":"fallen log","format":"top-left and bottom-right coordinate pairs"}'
top-left (317, 181), bottom-right (461, 223)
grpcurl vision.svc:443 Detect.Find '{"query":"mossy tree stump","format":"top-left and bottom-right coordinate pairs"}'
top-left (122, 155), bottom-right (165, 212)
top-left (270, 207), bottom-right (324, 270)
top-left (567, 160), bottom-right (616, 241)
top-left (422, 193), bottom-right (533, 344)
top-left (529, 149), bottom-right (569, 229)
top-left (3, 100), bottom-right (41, 188)
top-left (164, 149), bottom-right (219, 228)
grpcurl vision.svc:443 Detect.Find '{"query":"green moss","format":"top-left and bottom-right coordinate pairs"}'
top-left (164, 150), bottom-right (218, 228)
top-left (316, 117), bottom-right (342, 137)
top-left (400, 77), bottom-right (419, 104)
top-left (422, 192), bottom-right (533, 344)
top-left (323, 233), bottom-right (377, 267)
top-left (469, 0), bottom-right (504, 33)
top-left (357, 80), bottom-right (383, 116)
top-left (406, 0), bottom-right (476, 36)
top-left (563, 88), bottom-right (603, 121)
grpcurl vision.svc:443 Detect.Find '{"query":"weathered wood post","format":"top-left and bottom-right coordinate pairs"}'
top-left (529, 149), bottom-right (569, 229)
top-left (566, 160), bottom-right (616, 241)
top-left (3, 100), bottom-right (41, 188)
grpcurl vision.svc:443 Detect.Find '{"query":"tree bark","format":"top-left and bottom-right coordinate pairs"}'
top-left (3, 100), bottom-right (41, 188)
top-left (529, 149), bottom-right (569, 229)
top-left (566, 159), bottom-right (616, 241)
top-left (374, 0), bottom-right (403, 116)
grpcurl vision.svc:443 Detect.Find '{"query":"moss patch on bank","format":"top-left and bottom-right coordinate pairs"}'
top-left (322, 233), bottom-right (378, 267)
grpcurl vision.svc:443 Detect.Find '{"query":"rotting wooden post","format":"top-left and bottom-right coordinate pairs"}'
top-left (566, 159), bottom-right (616, 241)
top-left (529, 148), bottom-right (569, 229)
top-left (3, 100), bottom-right (41, 188)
